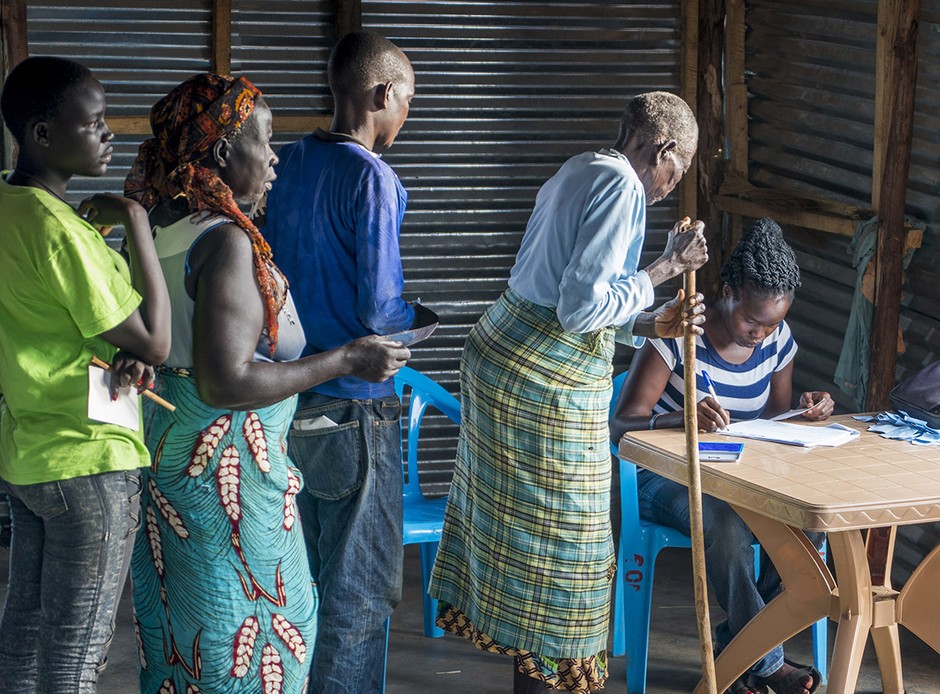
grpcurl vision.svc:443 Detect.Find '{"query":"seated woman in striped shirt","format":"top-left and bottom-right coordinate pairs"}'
top-left (610, 218), bottom-right (833, 694)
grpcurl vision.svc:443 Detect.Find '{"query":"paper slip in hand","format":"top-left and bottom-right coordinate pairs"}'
top-left (718, 419), bottom-right (860, 447)
top-left (87, 366), bottom-right (140, 431)
top-left (385, 303), bottom-right (439, 347)
top-left (293, 415), bottom-right (338, 432)
top-left (771, 408), bottom-right (810, 421)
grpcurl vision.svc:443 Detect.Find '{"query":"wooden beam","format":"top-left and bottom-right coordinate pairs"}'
top-left (715, 195), bottom-right (861, 237)
top-left (1, 0), bottom-right (28, 168)
top-left (107, 116), bottom-right (153, 135)
top-left (725, 0), bottom-right (747, 180)
top-left (212, 0), bottom-right (232, 75)
top-left (867, 0), bottom-right (921, 410)
top-left (716, 172), bottom-right (874, 236)
top-left (679, 0), bottom-right (699, 221)
top-left (335, 0), bottom-right (361, 39)
top-left (695, 0), bottom-right (727, 300)
top-left (272, 115), bottom-right (333, 133)
top-left (1, 0), bottom-right (28, 67)
top-left (872, 0), bottom-right (900, 209)
top-left (107, 114), bottom-right (333, 136)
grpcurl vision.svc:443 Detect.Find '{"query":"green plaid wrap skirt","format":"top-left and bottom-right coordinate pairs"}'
top-left (429, 288), bottom-right (616, 659)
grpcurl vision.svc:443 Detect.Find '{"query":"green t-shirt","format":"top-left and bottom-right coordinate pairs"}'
top-left (0, 175), bottom-right (148, 485)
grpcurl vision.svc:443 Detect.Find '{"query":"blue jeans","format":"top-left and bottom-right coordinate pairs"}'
top-left (637, 470), bottom-right (824, 678)
top-left (289, 392), bottom-right (404, 694)
top-left (0, 470), bottom-right (141, 693)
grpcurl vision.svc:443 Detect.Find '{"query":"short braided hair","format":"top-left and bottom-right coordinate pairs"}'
top-left (720, 218), bottom-right (801, 299)
top-left (616, 91), bottom-right (698, 159)
top-left (1, 56), bottom-right (93, 144)
top-left (328, 31), bottom-right (411, 96)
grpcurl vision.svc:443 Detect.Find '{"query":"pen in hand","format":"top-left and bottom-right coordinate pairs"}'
top-left (91, 356), bottom-right (176, 412)
top-left (701, 370), bottom-right (730, 430)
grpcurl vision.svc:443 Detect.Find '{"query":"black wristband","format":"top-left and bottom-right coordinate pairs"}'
top-left (648, 412), bottom-right (663, 430)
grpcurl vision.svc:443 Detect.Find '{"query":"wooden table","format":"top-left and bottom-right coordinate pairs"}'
top-left (617, 415), bottom-right (940, 694)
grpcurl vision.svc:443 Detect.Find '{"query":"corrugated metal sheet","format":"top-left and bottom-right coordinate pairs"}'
top-left (744, 0), bottom-right (878, 411)
top-left (893, 0), bottom-right (940, 584)
top-left (25, 0), bottom-right (213, 203)
top-left (365, 1), bottom-right (684, 493)
top-left (231, 0), bottom-right (334, 116)
top-left (744, 0), bottom-right (940, 578)
top-left (22, 1), bottom-right (684, 496)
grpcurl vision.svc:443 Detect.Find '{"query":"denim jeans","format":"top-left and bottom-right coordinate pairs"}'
top-left (0, 469), bottom-right (141, 693)
top-left (636, 470), bottom-right (824, 678)
top-left (289, 392), bottom-right (404, 694)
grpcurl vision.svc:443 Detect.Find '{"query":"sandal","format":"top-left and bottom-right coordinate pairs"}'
top-left (749, 658), bottom-right (821, 694)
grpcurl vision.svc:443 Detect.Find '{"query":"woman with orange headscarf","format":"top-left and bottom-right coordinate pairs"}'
top-left (125, 74), bottom-right (410, 694)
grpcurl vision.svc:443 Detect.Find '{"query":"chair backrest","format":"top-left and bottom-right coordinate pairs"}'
top-left (609, 371), bottom-right (630, 427)
top-left (610, 371), bottom-right (644, 527)
top-left (393, 366), bottom-right (462, 500)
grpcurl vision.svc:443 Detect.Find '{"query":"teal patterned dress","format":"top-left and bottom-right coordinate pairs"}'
top-left (132, 214), bottom-right (315, 694)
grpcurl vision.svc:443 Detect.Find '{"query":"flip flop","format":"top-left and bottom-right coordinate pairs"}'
top-left (750, 658), bottom-right (821, 694)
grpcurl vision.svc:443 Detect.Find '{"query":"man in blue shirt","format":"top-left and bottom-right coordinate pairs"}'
top-left (264, 31), bottom-right (415, 693)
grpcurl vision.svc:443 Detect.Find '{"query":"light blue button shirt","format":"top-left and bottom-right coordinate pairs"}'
top-left (508, 148), bottom-right (655, 345)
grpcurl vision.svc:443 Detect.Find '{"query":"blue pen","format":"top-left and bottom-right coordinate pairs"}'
top-left (701, 370), bottom-right (721, 406)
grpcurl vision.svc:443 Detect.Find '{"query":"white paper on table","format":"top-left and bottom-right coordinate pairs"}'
top-left (717, 419), bottom-right (860, 447)
top-left (770, 408), bottom-right (810, 421)
top-left (87, 366), bottom-right (140, 431)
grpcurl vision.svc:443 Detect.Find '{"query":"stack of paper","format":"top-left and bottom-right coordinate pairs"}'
top-left (717, 419), bottom-right (860, 447)
top-left (854, 411), bottom-right (940, 446)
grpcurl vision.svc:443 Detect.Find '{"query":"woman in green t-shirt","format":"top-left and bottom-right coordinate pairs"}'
top-left (0, 57), bottom-right (170, 691)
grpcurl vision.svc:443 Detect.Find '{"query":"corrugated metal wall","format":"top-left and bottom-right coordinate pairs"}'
top-left (891, 0), bottom-right (940, 586)
top-left (12, 1), bottom-right (940, 569)
top-left (21, 0), bottom-right (684, 496)
top-left (743, 0), bottom-right (940, 582)
top-left (26, 1), bottom-right (214, 201)
top-left (365, 1), bottom-right (684, 493)
top-left (744, 0), bottom-right (878, 412)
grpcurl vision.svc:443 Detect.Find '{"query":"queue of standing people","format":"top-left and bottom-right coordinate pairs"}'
top-left (0, 27), bottom-right (822, 694)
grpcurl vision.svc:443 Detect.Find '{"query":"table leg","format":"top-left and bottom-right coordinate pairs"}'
top-left (692, 506), bottom-right (834, 694)
top-left (898, 542), bottom-right (940, 653)
top-left (870, 619), bottom-right (903, 694)
top-left (866, 526), bottom-right (904, 693)
top-left (827, 530), bottom-right (874, 694)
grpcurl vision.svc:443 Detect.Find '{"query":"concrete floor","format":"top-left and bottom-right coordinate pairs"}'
top-left (2, 544), bottom-right (939, 693)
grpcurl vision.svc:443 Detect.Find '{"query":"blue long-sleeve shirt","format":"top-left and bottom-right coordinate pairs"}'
top-left (264, 131), bottom-right (415, 399)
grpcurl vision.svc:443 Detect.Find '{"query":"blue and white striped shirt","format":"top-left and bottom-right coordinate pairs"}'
top-left (649, 321), bottom-right (797, 421)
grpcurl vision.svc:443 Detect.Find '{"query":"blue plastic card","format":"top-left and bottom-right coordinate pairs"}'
top-left (698, 441), bottom-right (744, 462)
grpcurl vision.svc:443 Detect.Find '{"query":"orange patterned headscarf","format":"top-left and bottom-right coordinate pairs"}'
top-left (125, 73), bottom-right (287, 354)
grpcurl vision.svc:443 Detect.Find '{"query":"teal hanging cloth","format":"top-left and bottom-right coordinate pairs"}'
top-left (834, 217), bottom-right (919, 410)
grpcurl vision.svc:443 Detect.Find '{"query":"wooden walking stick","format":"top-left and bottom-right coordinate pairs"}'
top-left (681, 219), bottom-right (717, 692)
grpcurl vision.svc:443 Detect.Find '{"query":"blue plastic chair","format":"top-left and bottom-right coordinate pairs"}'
top-left (608, 371), bottom-right (828, 692)
top-left (382, 366), bottom-right (462, 691)
top-left (394, 365), bottom-right (461, 637)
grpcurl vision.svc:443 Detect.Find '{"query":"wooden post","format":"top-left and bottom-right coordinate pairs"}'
top-left (335, 0), bottom-right (361, 39)
top-left (695, 0), bottom-right (727, 301)
top-left (211, 0), bottom-right (232, 75)
top-left (867, 0), bottom-right (921, 410)
top-left (678, 0), bottom-right (699, 221)
top-left (1, 0), bottom-right (28, 169)
top-left (683, 267), bottom-right (717, 694)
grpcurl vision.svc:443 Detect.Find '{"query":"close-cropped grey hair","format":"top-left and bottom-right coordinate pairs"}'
top-left (616, 91), bottom-right (698, 157)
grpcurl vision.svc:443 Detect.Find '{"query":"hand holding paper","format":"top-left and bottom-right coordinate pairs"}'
top-left (799, 390), bottom-right (835, 420)
top-left (88, 366), bottom-right (140, 431)
top-left (91, 356), bottom-right (175, 411)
